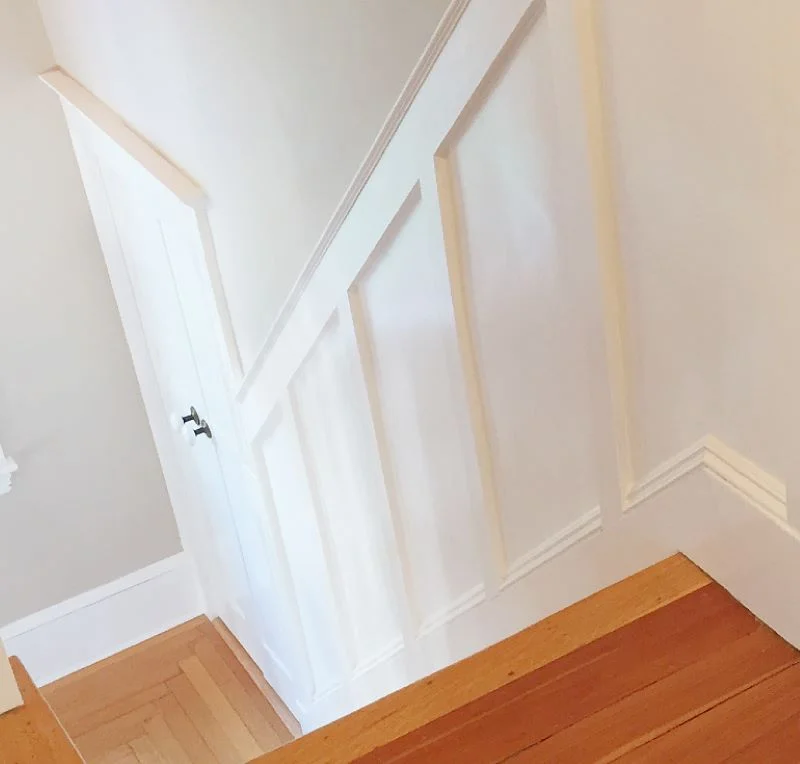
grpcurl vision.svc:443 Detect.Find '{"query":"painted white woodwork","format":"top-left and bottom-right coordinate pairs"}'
top-left (0, 444), bottom-right (17, 497)
top-left (1, 554), bottom-right (202, 686)
top-left (43, 76), bottom-right (307, 721)
top-left (597, 0), bottom-right (800, 493)
top-left (440, 5), bottom-right (598, 577)
top-left (289, 311), bottom-right (405, 676)
top-left (44, 0), bottom-right (800, 735)
top-left (234, 0), bottom-right (618, 728)
top-left (0, 641), bottom-right (21, 716)
top-left (258, 403), bottom-right (349, 708)
top-left (351, 194), bottom-right (487, 630)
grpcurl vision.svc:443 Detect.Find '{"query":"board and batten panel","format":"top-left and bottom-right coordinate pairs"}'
top-left (599, 0), bottom-right (800, 487)
top-left (258, 403), bottom-right (347, 703)
top-left (289, 311), bottom-right (406, 677)
top-left (350, 190), bottom-right (487, 636)
top-left (229, 463), bottom-right (304, 703)
top-left (439, 4), bottom-right (600, 578)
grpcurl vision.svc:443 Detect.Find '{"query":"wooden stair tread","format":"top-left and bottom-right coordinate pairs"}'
top-left (0, 657), bottom-right (83, 762)
top-left (254, 553), bottom-right (710, 763)
top-left (360, 583), bottom-right (793, 763)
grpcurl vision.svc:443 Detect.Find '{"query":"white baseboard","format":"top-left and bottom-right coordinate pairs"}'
top-left (626, 434), bottom-right (787, 521)
top-left (621, 434), bottom-right (800, 650)
top-left (0, 552), bottom-right (204, 686)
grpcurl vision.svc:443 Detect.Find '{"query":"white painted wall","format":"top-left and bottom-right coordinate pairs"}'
top-left (0, 0), bottom-right (180, 626)
top-left (599, 0), bottom-right (800, 494)
top-left (36, 0), bottom-right (452, 369)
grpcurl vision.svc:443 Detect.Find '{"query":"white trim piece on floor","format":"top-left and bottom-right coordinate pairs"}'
top-left (0, 641), bottom-right (22, 714)
top-left (0, 552), bottom-right (204, 686)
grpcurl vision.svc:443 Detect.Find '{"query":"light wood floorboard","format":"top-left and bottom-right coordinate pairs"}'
top-left (43, 617), bottom-right (294, 764)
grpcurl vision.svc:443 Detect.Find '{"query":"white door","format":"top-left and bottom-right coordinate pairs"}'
top-left (59, 109), bottom-right (303, 704)
top-left (102, 168), bottom-right (247, 615)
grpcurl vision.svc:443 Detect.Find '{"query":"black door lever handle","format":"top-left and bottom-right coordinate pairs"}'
top-left (194, 420), bottom-right (213, 439)
top-left (182, 407), bottom-right (201, 426)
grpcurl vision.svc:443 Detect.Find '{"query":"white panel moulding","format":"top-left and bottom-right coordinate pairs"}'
top-left (236, 0), bottom-right (473, 396)
top-left (625, 434), bottom-right (788, 522)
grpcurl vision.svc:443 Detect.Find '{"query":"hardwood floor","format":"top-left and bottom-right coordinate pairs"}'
top-left (42, 617), bottom-right (295, 763)
top-left (37, 555), bottom-right (800, 762)
top-left (0, 657), bottom-right (82, 762)
top-left (255, 554), bottom-right (711, 763)
top-left (356, 583), bottom-right (799, 763)
top-left (255, 555), bottom-right (800, 763)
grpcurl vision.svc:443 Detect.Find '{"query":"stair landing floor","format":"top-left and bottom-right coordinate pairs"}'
top-left (257, 554), bottom-right (800, 763)
top-left (42, 616), bottom-right (295, 763)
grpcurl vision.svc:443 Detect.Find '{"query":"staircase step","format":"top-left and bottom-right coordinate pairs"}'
top-left (254, 553), bottom-right (714, 763)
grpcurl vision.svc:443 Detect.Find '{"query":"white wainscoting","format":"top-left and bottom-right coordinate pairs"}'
top-left (44, 0), bottom-right (800, 734)
top-left (233, 0), bottom-right (800, 730)
top-left (235, 0), bottom-right (636, 728)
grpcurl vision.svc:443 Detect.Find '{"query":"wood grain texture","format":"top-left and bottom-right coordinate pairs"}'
top-left (210, 620), bottom-right (299, 742)
top-left (349, 580), bottom-right (800, 763)
top-left (44, 617), bottom-right (206, 731)
top-left (255, 554), bottom-right (710, 763)
top-left (143, 715), bottom-right (192, 764)
top-left (44, 616), bottom-right (291, 763)
top-left (97, 745), bottom-right (138, 764)
top-left (178, 656), bottom-right (261, 761)
top-left (359, 583), bottom-right (787, 763)
top-left (129, 735), bottom-right (165, 764)
top-left (614, 661), bottom-right (800, 762)
top-left (193, 638), bottom-right (284, 751)
top-left (155, 695), bottom-right (216, 764)
top-left (212, 618), bottom-right (303, 743)
top-left (73, 704), bottom-right (160, 761)
top-left (0, 657), bottom-right (83, 763)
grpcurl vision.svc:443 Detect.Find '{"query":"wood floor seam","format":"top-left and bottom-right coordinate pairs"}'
top-left (600, 657), bottom-right (800, 763)
top-left (43, 616), bottom-right (293, 763)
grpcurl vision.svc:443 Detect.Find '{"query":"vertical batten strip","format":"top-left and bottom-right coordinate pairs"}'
top-left (576, 0), bottom-right (635, 502)
top-left (249, 406), bottom-right (319, 708)
top-left (343, 292), bottom-right (422, 647)
top-left (547, 0), bottom-right (637, 516)
top-left (285, 375), bottom-right (359, 680)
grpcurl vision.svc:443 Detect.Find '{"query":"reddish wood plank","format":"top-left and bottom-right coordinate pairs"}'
top-left (257, 554), bottom-right (710, 764)
top-left (359, 583), bottom-right (769, 763)
top-left (615, 662), bottom-right (800, 762)
top-left (723, 707), bottom-right (800, 764)
top-left (509, 626), bottom-right (797, 762)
